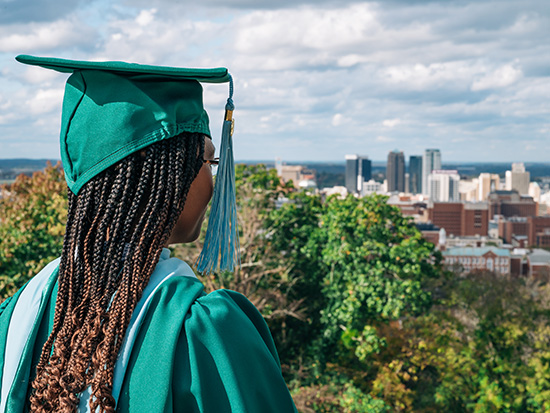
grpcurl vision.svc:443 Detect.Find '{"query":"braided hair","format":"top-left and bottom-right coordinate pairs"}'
top-left (29, 132), bottom-right (205, 413)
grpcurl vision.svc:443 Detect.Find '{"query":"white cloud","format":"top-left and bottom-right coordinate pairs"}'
top-left (0, 18), bottom-right (95, 53)
top-left (338, 54), bottom-right (368, 67)
top-left (471, 63), bottom-right (522, 91)
top-left (26, 88), bottom-right (65, 115)
top-left (382, 61), bottom-right (485, 90)
top-left (0, 0), bottom-right (548, 161)
top-left (382, 118), bottom-right (401, 128)
top-left (332, 113), bottom-right (344, 126)
top-left (135, 9), bottom-right (157, 26)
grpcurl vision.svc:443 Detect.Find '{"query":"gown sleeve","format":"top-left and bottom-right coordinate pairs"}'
top-left (173, 289), bottom-right (298, 413)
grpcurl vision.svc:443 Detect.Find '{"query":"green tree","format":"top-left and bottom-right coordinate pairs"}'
top-left (0, 163), bottom-right (67, 300)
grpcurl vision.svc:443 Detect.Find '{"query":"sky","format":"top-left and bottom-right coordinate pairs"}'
top-left (0, 0), bottom-right (548, 163)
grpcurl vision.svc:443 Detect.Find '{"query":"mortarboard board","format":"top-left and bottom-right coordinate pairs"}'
top-left (15, 54), bottom-right (239, 274)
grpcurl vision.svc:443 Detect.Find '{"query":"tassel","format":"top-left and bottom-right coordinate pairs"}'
top-left (196, 75), bottom-right (240, 274)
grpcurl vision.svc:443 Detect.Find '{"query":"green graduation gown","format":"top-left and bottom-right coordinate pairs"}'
top-left (0, 249), bottom-right (297, 412)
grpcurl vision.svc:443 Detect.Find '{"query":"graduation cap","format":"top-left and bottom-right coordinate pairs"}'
top-left (16, 54), bottom-right (239, 274)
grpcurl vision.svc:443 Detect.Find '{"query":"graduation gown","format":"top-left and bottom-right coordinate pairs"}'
top-left (0, 249), bottom-right (297, 412)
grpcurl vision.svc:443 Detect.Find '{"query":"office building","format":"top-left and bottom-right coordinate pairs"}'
top-left (345, 154), bottom-right (372, 194)
top-left (275, 159), bottom-right (316, 189)
top-left (487, 190), bottom-right (537, 219)
top-left (409, 155), bottom-right (422, 194)
top-left (386, 150), bottom-right (405, 192)
top-left (498, 216), bottom-right (550, 247)
top-left (478, 173), bottom-right (500, 201)
top-left (428, 170), bottom-right (460, 202)
top-left (422, 149), bottom-right (441, 196)
top-left (505, 163), bottom-right (530, 195)
top-left (361, 179), bottom-right (383, 196)
top-left (459, 179), bottom-right (479, 202)
top-left (428, 202), bottom-right (489, 237)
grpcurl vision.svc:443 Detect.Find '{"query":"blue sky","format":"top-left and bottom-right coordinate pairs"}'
top-left (0, 0), bottom-right (548, 162)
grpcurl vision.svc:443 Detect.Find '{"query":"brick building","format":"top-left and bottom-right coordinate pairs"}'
top-left (427, 202), bottom-right (489, 237)
top-left (527, 249), bottom-right (550, 279)
top-left (443, 247), bottom-right (511, 275)
top-left (498, 216), bottom-right (528, 243)
top-left (498, 216), bottom-right (550, 247)
top-left (487, 190), bottom-right (537, 219)
top-left (529, 216), bottom-right (550, 247)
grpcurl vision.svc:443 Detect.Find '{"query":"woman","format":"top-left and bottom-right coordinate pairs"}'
top-left (0, 56), bottom-right (297, 412)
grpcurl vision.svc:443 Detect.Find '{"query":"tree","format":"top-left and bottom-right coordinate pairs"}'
top-left (0, 163), bottom-right (67, 300)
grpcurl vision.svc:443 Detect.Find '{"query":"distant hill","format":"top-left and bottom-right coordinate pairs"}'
top-left (0, 159), bottom-right (59, 180)
top-left (0, 159), bottom-right (59, 169)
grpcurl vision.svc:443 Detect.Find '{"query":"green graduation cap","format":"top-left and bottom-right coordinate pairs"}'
top-left (16, 54), bottom-right (240, 274)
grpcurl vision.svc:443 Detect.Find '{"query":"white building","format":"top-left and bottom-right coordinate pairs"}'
top-left (321, 186), bottom-right (348, 199)
top-left (478, 173), bottom-right (500, 201)
top-left (459, 178), bottom-right (479, 202)
top-left (361, 179), bottom-right (384, 196)
top-left (428, 170), bottom-right (460, 202)
top-left (422, 149), bottom-right (442, 196)
top-left (505, 163), bottom-right (530, 195)
top-left (529, 182), bottom-right (541, 203)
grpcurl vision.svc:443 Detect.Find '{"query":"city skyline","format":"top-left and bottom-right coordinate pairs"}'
top-left (0, 0), bottom-right (548, 162)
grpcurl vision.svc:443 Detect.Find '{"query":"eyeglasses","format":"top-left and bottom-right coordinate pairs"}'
top-left (203, 157), bottom-right (219, 175)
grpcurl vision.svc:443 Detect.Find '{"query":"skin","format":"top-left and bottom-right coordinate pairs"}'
top-left (165, 136), bottom-right (216, 245)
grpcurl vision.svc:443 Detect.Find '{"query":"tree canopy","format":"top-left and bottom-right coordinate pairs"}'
top-left (2, 163), bottom-right (550, 412)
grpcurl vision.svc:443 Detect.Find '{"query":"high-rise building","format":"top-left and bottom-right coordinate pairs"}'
top-left (505, 163), bottom-right (530, 195)
top-left (345, 154), bottom-right (372, 194)
top-left (360, 157), bottom-right (372, 184)
top-left (387, 150), bottom-right (405, 192)
top-left (428, 170), bottom-right (460, 202)
top-left (422, 149), bottom-right (441, 196)
top-left (478, 173), bottom-right (500, 201)
top-left (409, 155), bottom-right (422, 194)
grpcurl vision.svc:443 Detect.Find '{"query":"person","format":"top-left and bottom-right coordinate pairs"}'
top-left (0, 55), bottom-right (297, 413)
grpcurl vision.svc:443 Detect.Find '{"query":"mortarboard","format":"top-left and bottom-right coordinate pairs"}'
top-left (15, 55), bottom-right (239, 274)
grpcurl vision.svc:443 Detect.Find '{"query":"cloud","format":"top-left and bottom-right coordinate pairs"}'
top-left (376, 136), bottom-right (395, 142)
top-left (0, 0), bottom-right (85, 23)
top-left (0, 0), bottom-right (548, 162)
top-left (471, 63), bottom-right (523, 91)
top-left (0, 18), bottom-right (96, 53)
top-left (26, 88), bottom-right (64, 115)
top-left (122, 0), bottom-right (369, 10)
top-left (383, 118), bottom-right (402, 128)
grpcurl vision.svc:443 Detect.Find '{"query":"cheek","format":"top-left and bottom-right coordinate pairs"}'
top-left (176, 166), bottom-right (214, 241)
top-left (191, 165), bottom-right (214, 208)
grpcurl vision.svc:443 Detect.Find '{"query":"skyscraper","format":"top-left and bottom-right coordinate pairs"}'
top-left (409, 155), bottom-right (423, 194)
top-left (505, 162), bottom-right (530, 195)
top-left (345, 154), bottom-right (372, 194)
top-left (423, 149), bottom-right (441, 196)
top-left (345, 155), bottom-right (358, 193)
top-left (360, 157), bottom-right (372, 184)
top-left (387, 150), bottom-right (405, 192)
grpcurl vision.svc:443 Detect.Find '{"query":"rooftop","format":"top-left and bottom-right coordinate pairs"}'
top-left (443, 247), bottom-right (511, 257)
top-left (528, 249), bottom-right (550, 265)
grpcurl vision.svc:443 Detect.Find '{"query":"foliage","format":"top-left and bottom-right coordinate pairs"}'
top-left (4, 163), bottom-right (550, 412)
top-left (0, 163), bottom-right (67, 300)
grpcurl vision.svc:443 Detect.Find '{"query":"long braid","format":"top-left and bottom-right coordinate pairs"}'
top-left (30, 133), bottom-right (205, 413)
